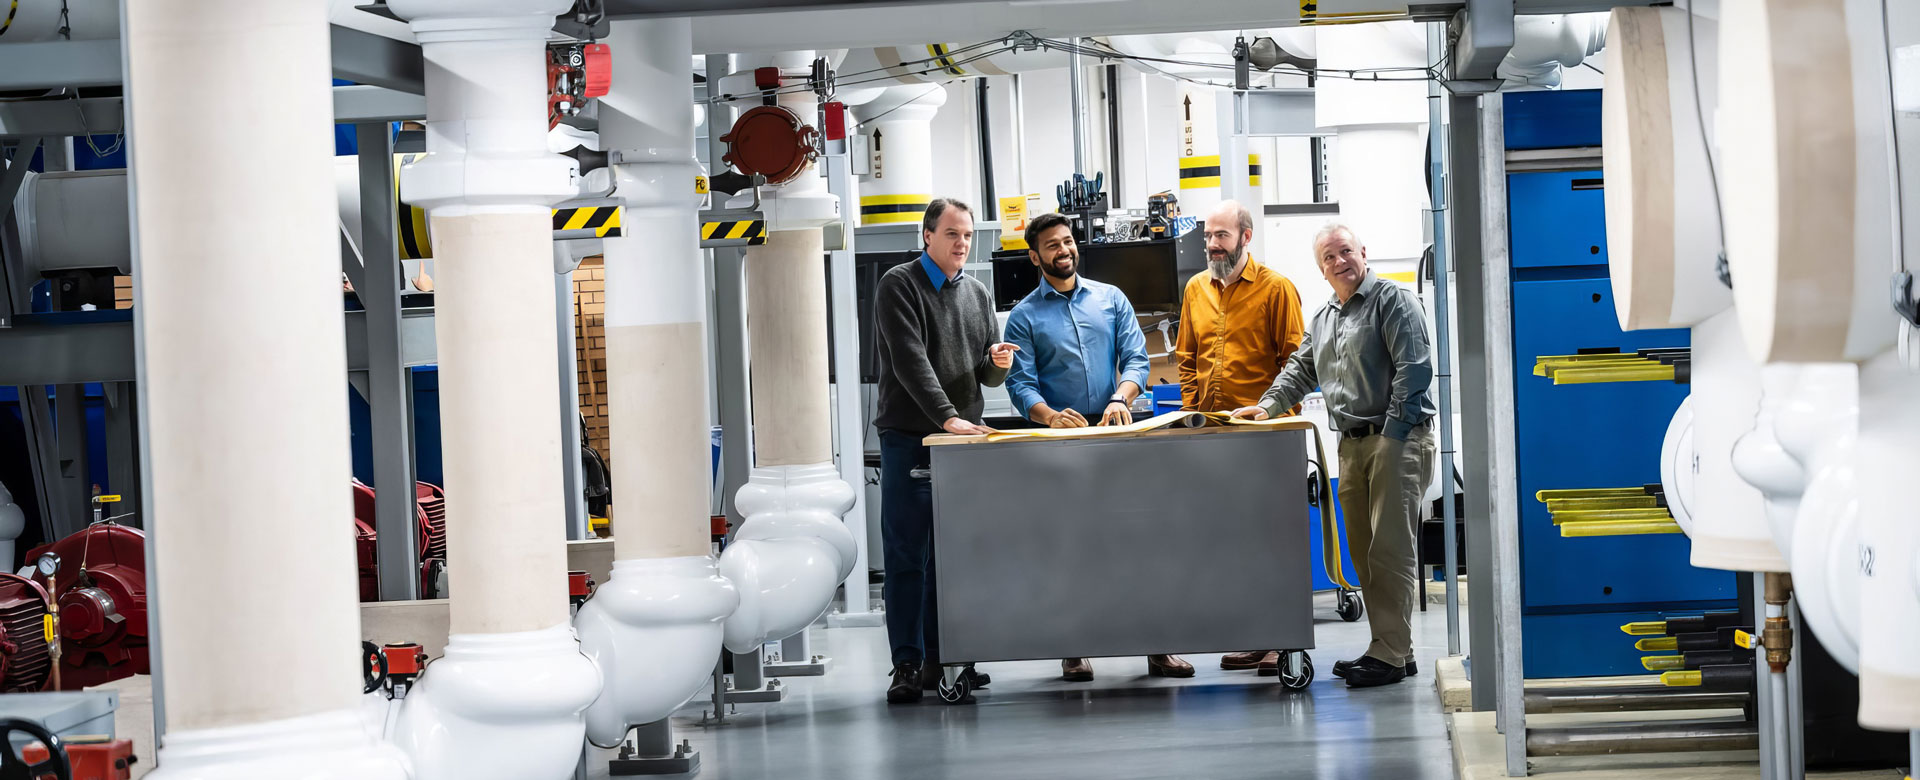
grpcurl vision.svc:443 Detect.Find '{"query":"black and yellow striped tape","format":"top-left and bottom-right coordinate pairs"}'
top-left (926, 44), bottom-right (967, 77)
top-left (552, 206), bottom-right (623, 238)
top-left (860, 193), bottom-right (932, 226)
top-left (1178, 154), bottom-right (1263, 190)
top-left (701, 219), bottom-right (768, 245)
top-left (0, 0), bottom-right (19, 38)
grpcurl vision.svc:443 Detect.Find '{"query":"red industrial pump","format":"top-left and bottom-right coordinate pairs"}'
top-left (0, 573), bottom-right (54, 692)
top-left (351, 480), bottom-right (448, 600)
top-left (22, 523), bottom-right (151, 690)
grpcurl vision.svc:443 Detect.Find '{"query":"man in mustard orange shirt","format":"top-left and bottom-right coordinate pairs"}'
top-left (1175, 199), bottom-right (1305, 674)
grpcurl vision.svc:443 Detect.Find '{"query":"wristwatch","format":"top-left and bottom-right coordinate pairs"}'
top-left (1108, 394), bottom-right (1129, 406)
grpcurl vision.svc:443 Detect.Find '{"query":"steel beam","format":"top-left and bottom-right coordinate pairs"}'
top-left (0, 308), bottom-right (434, 385)
top-left (1449, 91), bottom-right (1500, 716)
top-left (52, 384), bottom-right (92, 526)
top-left (332, 85), bottom-right (428, 123)
top-left (0, 87), bottom-right (420, 140)
top-left (356, 124), bottom-right (420, 601)
top-left (0, 29), bottom-right (421, 94)
top-left (328, 25), bottom-right (426, 94)
top-left (102, 382), bottom-right (140, 527)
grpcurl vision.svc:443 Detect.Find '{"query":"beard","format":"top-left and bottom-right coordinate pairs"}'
top-left (1207, 240), bottom-right (1244, 281)
top-left (1041, 252), bottom-right (1079, 281)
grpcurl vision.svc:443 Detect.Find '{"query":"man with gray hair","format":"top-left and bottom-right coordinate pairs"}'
top-left (1232, 222), bottom-right (1436, 689)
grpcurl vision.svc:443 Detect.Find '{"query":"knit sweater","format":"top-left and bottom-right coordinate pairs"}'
top-left (873, 258), bottom-right (1008, 434)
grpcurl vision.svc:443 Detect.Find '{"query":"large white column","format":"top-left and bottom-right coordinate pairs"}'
top-left (851, 85), bottom-right (945, 229)
top-left (572, 17), bottom-right (739, 748)
top-left (382, 2), bottom-right (600, 777)
top-left (125, 2), bottom-right (407, 777)
top-left (716, 51), bottom-right (858, 653)
top-left (1315, 20), bottom-right (1430, 267)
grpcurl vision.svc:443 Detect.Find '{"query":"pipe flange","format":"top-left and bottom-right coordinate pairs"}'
top-left (719, 106), bottom-right (819, 186)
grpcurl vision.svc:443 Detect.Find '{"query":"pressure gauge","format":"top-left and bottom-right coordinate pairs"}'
top-left (35, 552), bottom-right (59, 578)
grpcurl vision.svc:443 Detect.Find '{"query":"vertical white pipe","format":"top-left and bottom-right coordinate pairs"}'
top-left (383, 2), bottom-right (600, 777)
top-left (853, 85), bottom-right (945, 228)
top-left (573, 17), bottom-right (740, 746)
top-left (717, 51), bottom-right (858, 652)
top-left (1070, 45), bottom-right (1088, 174)
top-left (125, 0), bottom-right (406, 775)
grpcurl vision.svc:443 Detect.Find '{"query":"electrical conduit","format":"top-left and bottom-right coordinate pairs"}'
top-left (125, 1), bottom-right (408, 777)
top-left (572, 16), bottom-right (740, 749)
top-left (381, 1), bottom-right (601, 776)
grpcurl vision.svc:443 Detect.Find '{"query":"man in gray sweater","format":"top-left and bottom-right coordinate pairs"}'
top-left (873, 197), bottom-right (1015, 704)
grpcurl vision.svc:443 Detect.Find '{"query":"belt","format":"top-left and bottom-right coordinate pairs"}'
top-left (1340, 418), bottom-right (1432, 440)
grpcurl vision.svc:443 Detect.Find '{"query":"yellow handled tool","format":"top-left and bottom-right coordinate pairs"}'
top-left (1636, 637), bottom-right (1679, 652)
top-left (1660, 670), bottom-right (1702, 687)
top-left (1544, 496), bottom-right (1661, 512)
top-left (1535, 487), bottom-right (1650, 501)
top-left (1560, 518), bottom-right (1683, 537)
top-left (1549, 508), bottom-right (1674, 525)
top-left (1550, 364), bottom-right (1677, 385)
top-left (1641, 655), bottom-right (1685, 671)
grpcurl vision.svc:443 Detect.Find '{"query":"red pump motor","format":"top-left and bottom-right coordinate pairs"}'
top-left (0, 573), bottom-right (54, 692)
top-left (25, 524), bottom-right (150, 690)
top-left (352, 481), bottom-right (447, 600)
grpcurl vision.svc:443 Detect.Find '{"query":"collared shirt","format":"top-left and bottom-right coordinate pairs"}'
top-left (1258, 271), bottom-right (1437, 440)
top-left (919, 252), bottom-right (961, 290)
top-left (1004, 276), bottom-right (1150, 420)
top-left (1175, 260), bottom-right (1306, 412)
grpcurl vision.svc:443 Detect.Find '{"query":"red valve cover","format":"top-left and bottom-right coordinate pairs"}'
top-left (719, 106), bottom-right (818, 185)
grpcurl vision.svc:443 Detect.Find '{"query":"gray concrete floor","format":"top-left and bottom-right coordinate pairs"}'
top-left (651, 590), bottom-right (1460, 780)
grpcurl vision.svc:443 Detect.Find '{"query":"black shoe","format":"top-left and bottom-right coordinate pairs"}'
top-left (921, 663), bottom-right (990, 691)
top-left (888, 662), bottom-right (924, 704)
top-left (1343, 656), bottom-right (1407, 688)
top-left (963, 666), bottom-right (991, 689)
top-left (1334, 657), bottom-right (1417, 679)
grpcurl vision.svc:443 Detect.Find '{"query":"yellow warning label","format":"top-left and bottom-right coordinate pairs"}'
top-left (1734, 630), bottom-right (1754, 650)
top-left (93, 495), bottom-right (122, 503)
top-left (695, 176), bottom-right (710, 195)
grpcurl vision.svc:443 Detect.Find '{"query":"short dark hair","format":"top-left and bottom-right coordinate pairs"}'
top-left (921, 197), bottom-right (973, 237)
top-left (1024, 212), bottom-right (1072, 252)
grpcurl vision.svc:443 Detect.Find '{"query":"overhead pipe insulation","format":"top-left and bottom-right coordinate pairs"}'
top-left (572, 17), bottom-right (740, 748)
top-left (122, 1), bottom-right (408, 777)
top-left (714, 51), bottom-right (858, 654)
top-left (1497, 14), bottom-right (1609, 89)
top-left (380, 1), bottom-right (601, 776)
top-left (1601, 4), bottom-right (1729, 331)
top-left (1718, 0), bottom-right (1898, 364)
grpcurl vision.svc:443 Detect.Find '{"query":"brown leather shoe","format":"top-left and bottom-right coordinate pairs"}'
top-left (1061, 658), bottom-right (1093, 682)
top-left (1255, 651), bottom-right (1284, 676)
top-left (1221, 650), bottom-right (1276, 670)
top-left (1147, 654), bottom-right (1194, 678)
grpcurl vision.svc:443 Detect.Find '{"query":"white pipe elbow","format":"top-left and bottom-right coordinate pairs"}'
top-left (391, 624), bottom-right (600, 780)
top-left (718, 464), bottom-right (858, 653)
top-left (574, 557), bottom-right (738, 748)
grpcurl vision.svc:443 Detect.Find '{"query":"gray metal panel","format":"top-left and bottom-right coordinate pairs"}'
top-left (1449, 92), bottom-right (1499, 715)
top-left (357, 124), bottom-right (421, 601)
top-left (0, 40), bottom-right (123, 91)
top-left (333, 85), bottom-right (428, 123)
top-left (0, 319), bottom-right (136, 384)
top-left (1451, 1), bottom-right (1516, 82)
top-left (328, 26), bottom-right (426, 94)
top-left (1245, 89), bottom-right (1328, 137)
top-left (930, 429), bottom-right (1314, 663)
top-left (0, 690), bottom-right (117, 742)
top-left (0, 98), bottom-right (123, 140)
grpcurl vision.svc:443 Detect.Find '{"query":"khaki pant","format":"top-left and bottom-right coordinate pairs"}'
top-left (1336, 425), bottom-right (1436, 665)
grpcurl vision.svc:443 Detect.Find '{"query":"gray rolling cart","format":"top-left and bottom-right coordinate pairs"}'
top-left (927, 422), bottom-right (1333, 704)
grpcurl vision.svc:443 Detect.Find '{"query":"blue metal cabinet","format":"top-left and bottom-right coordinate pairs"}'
top-left (1509, 170), bottom-right (1609, 269)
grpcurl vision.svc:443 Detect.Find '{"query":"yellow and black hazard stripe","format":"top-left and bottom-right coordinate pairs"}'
top-left (552, 205), bottom-right (623, 238)
top-left (860, 193), bottom-right (931, 226)
top-left (926, 44), bottom-right (968, 77)
top-left (1177, 155), bottom-right (1263, 190)
top-left (701, 219), bottom-right (768, 245)
top-left (0, 1), bottom-right (19, 39)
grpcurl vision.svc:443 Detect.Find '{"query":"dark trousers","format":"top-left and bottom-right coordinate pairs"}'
top-left (878, 428), bottom-right (941, 666)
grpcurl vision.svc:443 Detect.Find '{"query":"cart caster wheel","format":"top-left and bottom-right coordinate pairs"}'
top-left (1280, 652), bottom-right (1314, 690)
top-left (938, 673), bottom-right (973, 704)
top-left (1337, 591), bottom-right (1364, 622)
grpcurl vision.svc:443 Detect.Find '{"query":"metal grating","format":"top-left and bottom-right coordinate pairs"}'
top-left (0, 597), bottom-right (51, 692)
top-left (417, 486), bottom-right (447, 561)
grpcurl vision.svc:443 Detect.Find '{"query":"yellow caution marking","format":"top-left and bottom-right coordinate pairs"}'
top-left (860, 193), bottom-right (932, 226)
top-left (695, 175), bottom-right (710, 195)
top-left (1734, 630), bottom-right (1755, 650)
top-left (92, 495), bottom-right (122, 504)
top-left (701, 219), bottom-right (769, 245)
top-left (1178, 154), bottom-right (1261, 190)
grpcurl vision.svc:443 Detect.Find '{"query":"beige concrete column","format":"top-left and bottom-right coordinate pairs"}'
top-left (747, 228), bottom-right (834, 467)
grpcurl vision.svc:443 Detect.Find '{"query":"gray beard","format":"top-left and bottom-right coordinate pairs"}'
top-left (1208, 256), bottom-right (1237, 281)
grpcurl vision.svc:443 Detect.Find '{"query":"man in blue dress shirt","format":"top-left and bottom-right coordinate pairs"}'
top-left (1003, 212), bottom-right (1194, 681)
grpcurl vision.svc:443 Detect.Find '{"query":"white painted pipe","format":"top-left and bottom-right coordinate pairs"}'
top-left (1684, 310), bottom-right (1786, 572)
top-left (0, 480), bottom-right (25, 571)
top-left (1659, 398), bottom-right (1697, 536)
top-left (1718, 0), bottom-right (1898, 364)
top-left (850, 84), bottom-right (944, 228)
top-left (1784, 364), bottom-right (1862, 674)
top-left (382, 1), bottom-right (600, 775)
top-left (123, 1), bottom-right (407, 777)
top-left (572, 17), bottom-right (738, 745)
top-left (1853, 353), bottom-right (1920, 729)
top-left (1730, 365), bottom-right (1807, 558)
top-left (1316, 20), bottom-right (1429, 265)
top-left (1601, 5), bottom-right (1730, 331)
top-left (0, 0), bottom-right (119, 42)
top-left (1496, 13), bottom-right (1608, 88)
top-left (716, 52), bottom-right (858, 653)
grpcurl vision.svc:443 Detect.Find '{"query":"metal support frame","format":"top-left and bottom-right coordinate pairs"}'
top-left (102, 382), bottom-right (139, 527)
top-left (765, 631), bottom-right (827, 677)
top-left (1068, 43), bottom-right (1087, 174)
top-left (725, 648), bottom-right (785, 703)
top-left (0, 88), bottom-right (422, 141)
top-left (0, 29), bottom-right (423, 95)
top-left (52, 383), bottom-right (90, 522)
top-left (1427, 22), bottom-right (1463, 658)
top-left (705, 55), bottom-right (754, 531)
top-left (823, 138), bottom-right (876, 628)
top-left (1450, 90), bottom-right (1499, 716)
top-left (607, 718), bottom-right (699, 776)
top-left (1467, 93), bottom-right (1527, 778)
top-left (556, 253), bottom-right (589, 541)
top-left (354, 124), bottom-right (420, 601)
top-left (17, 388), bottom-right (65, 542)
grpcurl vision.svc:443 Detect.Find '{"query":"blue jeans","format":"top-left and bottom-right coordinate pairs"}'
top-left (878, 428), bottom-right (941, 667)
